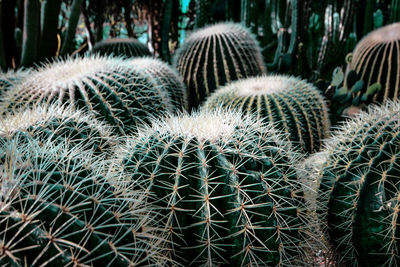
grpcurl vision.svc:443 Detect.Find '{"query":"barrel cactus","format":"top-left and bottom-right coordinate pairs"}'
top-left (345, 22), bottom-right (400, 103)
top-left (204, 75), bottom-right (330, 154)
top-left (91, 38), bottom-right (152, 58)
top-left (315, 100), bottom-right (400, 266)
top-left (0, 136), bottom-right (169, 266)
top-left (128, 57), bottom-right (189, 111)
top-left (0, 69), bottom-right (30, 101)
top-left (173, 22), bottom-right (266, 109)
top-left (0, 56), bottom-right (175, 135)
top-left (118, 108), bottom-right (314, 266)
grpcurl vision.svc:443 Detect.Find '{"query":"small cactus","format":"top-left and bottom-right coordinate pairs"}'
top-left (173, 22), bottom-right (266, 109)
top-left (0, 136), bottom-right (169, 266)
top-left (345, 22), bottom-right (400, 103)
top-left (0, 56), bottom-right (175, 135)
top-left (118, 108), bottom-right (314, 266)
top-left (315, 100), bottom-right (400, 266)
top-left (204, 75), bottom-right (330, 154)
top-left (91, 38), bottom-right (152, 58)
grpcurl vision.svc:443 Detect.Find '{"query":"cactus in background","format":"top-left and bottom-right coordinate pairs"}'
top-left (173, 22), bottom-right (266, 109)
top-left (0, 136), bottom-right (169, 266)
top-left (0, 104), bottom-right (115, 155)
top-left (91, 38), bottom-right (152, 58)
top-left (118, 108), bottom-right (316, 266)
top-left (345, 23), bottom-right (400, 103)
top-left (128, 57), bottom-right (189, 111)
top-left (0, 56), bottom-right (175, 135)
top-left (204, 75), bottom-right (330, 154)
top-left (315, 100), bottom-right (400, 266)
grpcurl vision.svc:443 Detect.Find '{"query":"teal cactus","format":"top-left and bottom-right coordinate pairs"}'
top-left (345, 22), bottom-right (400, 103)
top-left (118, 108), bottom-right (314, 266)
top-left (0, 104), bottom-right (115, 155)
top-left (0, 136), bottom-right (169, 266)
top-left (315, 100), bottom-right (400, 266)
top-left (0, 56), bottom-right (175, 135)
top-left (91, 38), bottom-right (152, 58)
top-left (128, 57), bottom-right (189, 111)
top-left (204, 75), bottom-right (330, 154)
top-left (173, 22), bottom-right (266, 109)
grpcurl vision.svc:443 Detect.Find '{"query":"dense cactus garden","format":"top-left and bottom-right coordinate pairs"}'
top-left (0, 0), bottom-right (400, 266)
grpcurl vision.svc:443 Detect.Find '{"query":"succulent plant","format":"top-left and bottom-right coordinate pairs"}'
top-left (0, 56), bottom-right (175, 135)
top-left (345, 22), bottom-right (400, 103)
top-left (173, 22), bottom-right (266, 109)
top-left (0, 104), bottom-right (115, 155)
top-left (315, 100), bottom-right (400, 266)
top-left (204, 75), bottom-right (330, 154)
top-left (118, 108), bottom-right (314, 266)
top-left (91, 38), bottom-right (152, 58)
top-left (128, 57), bottom-right (189, 111)
top-left (0, 69), bottom-right (30, 101)
top-left (0, 136), bottom-right (169, 266)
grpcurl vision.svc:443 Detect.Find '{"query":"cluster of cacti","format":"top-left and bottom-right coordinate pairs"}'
top-left (174, 22), bottom-right (266, 109)
top-left (0, 136), bottom-right (169, 266)
top-left (313, 101), bottom-right (400, 266)
top-left (204, 75), bottom-right (330, 153)
top-left (0, 56), bottom-right (175, 135)
top-left (118, 108), bottom-right (315, 266)
top-left (91, 38), bottom-right (152, 58)
top-left (345, 22), bottom-right (400, 103)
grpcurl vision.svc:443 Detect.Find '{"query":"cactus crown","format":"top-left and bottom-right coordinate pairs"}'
top-left (91, 37), bottom-right (152, 57)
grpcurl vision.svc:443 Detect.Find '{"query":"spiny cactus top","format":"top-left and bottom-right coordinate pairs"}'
top-left (128, 57), bottom-right (189, 111)
top-left (91, 37), bottom-right (152, 58)
top-left (315, 100), bottom-right (400, 266)
top-left (0, 56), bottom-right (175, 135)
top-left (346, 22), bottom-right (400, 103)
top-left (173, 22), bottom-right (266, 109)
top-left (0, 104), bottom-right (115, 155)
top-left (0, 136), bottom-right (169, 266)
top-left (119, 108), bottom-right (314, 266)
top-left (204, 75), bottom-right (330, 154)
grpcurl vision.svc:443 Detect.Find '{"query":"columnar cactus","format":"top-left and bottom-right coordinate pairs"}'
top-left (0, 104), bottom-right (115, 155)
top-left (315, 100), bottom-right (400, 266)
top-left (204, 75), bottom-right (330, 154)
top-left (91, 38), bottom-right (152, 58)
top-left (118, 108), bottom-right (314, 266)
top-left (0, 56), bottom-right (175, 135)
top-left (173, 22), bottom-right (266, 109)
top-left (0, 136), bottom-right (169, 266)
top-left (345, 22), bottom-right (400, 103)
top-left (128, 57), bottom-right (189, 111)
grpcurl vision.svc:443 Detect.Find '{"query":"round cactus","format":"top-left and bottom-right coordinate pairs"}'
top-left (0, 104), bottom-right (115, 155)
top-left (345, 23), bottom-right (400, 103)
top-left (118, 108), bottom-right (314, 266)
top-left (0, 69), bottom-right (30, 101)
top-left (315, 100), bottom-right (400, 266)
top-left (0, 136), bottom-right (169, 266)
top-left (204, 75), bottom-right (330, 154)
top-left (128, 57), bottom-right (189, 111)
top-left (173, 22), bottom-right (266, 109)
top-left (91, 38), bottom-right (152, 58)
top-left (0, 56), bottom-right (175, 135)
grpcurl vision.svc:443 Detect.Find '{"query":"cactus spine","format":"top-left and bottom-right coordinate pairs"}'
top-left (91, 38), bottom-right (152, 58)
top-left (204, 75), bottom-right (330, 154)
top-left (173, 22), bottom-right (266, 109)
top-left (0, 69), bottom-right (30, 102)
top-left (316, 101), bottom-right (400, 266)
top-left (119, 108), bottom-right (313, 266)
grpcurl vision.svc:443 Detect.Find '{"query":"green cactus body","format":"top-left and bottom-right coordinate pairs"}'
top-left (346, 23), bottom-right (400, 103)
top-left (0, 137), bottom-right (168, 266)
top-left (91, 38), bottom-right (152, 58)
top-left (173, 22), bottom-right (266, 109)
top-left (0, 56), bottom-right (175, 135)
top-left (316, 101), bottom-right (400, 266)
top-left (119, 108), bottom-right (311, 266)
top-left (204, 75), bottom-right (330, 154)
top-left (0, 69), bottom-right (30, 101)
top-left (0, 104), bottom-right (115, 155)
top-left (128, 57), bottom-right (189, 111)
